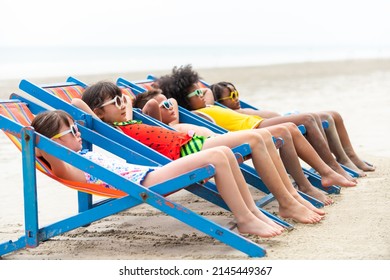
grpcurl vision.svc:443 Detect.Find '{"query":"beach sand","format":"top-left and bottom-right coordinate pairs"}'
top-left (0, 59), bottom-right (389, 260)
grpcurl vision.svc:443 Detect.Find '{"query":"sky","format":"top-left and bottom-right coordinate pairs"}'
top-left (1, 0), bottom-right (390, 47)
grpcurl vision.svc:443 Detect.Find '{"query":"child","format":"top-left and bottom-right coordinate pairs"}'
top-left (31, 110), bottom-right (288, 237)
top-left (71, 81), bottom-right (326, 223)
top-left (211, 81), bottom-right (375, 174)
top-left (133, 88), bottom-right (358, 205)
top-left (156, 64), bottom-right (362, 181)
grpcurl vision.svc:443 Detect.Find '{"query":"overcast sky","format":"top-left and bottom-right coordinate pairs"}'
top-left (1, 0), bottom-right (390, 47)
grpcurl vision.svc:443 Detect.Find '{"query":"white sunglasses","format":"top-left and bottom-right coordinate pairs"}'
top-left (100, 95), bottom-right (128, 109)
top-left (160, 99), bottom-right (174, 110)
top-left (51, 124), bottom-right (78, 139)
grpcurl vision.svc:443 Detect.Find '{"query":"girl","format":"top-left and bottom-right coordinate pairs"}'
top-left (31, 110), bottom-right (283, 237)
top-left (72, 81), bottom-right (326, 223)
top-left (211, 81), bottom-right (375, 175)
top-left (134, 89), bottom-right (360, 205)
top-left (156, 64), bottom-right (362, 182)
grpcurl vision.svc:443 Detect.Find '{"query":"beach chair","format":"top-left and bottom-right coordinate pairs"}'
top-left (137, 75), bottom-right (361, 178)
top-left (116, 76), bottom-right (340, 196)
top-left (61, 77), bottom-right (325, 209)
top-left (0, 98), bottom-right (268, 258)
top-left (17, 78), bottom-right (296, 227)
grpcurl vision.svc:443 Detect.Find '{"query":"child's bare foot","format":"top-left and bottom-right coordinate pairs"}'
top-left (303, 187), bottom-right (334, 206)
top-left (252, 210), bottom-right (285, 233)
top-left (321, 170), bottom-right (357, 187)
top-left (278, 201), bottom-right (323, 224)
top-left (236, 214), bottom-right (282, 237)
top-left (331, 163), bottom-right (359, 183)
top-left (295, 195), bottom-right (326, 216)
top-left (349, 155), bottom-right (376, 172)
top-left (338, 159), bottom-right (366, 177)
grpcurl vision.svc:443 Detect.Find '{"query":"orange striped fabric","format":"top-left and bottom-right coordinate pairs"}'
top-left (120, 87), bottom-right (136, 102)
top-left (137, 81), bottom-right (155, 91)
top-left (197, 81), bottom-right (208, 89)
top-left (0, 101), bottom-right (127, 198)
top-left (45, 85), bottom-right (85, 103)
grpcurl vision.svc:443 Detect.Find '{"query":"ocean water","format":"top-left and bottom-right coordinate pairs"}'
top-left (1, 45), bottom-right (390, 80)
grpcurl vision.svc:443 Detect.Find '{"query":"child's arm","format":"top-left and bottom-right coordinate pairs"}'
top-left (203, 88), bottom-right (216, 105)
top-left (40, 150), bottom-right (86, 182)
top-left (141, 99), bottom-right (163, 121)
top-left (124, 95), bottom-right (133, 120)
top-left (169, 98), bottom-right (180, 126)
top-left (71, 98), bottom-right (100, 118)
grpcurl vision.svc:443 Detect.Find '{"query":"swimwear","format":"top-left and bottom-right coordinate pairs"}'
top-left (79, 149), bottom-right (157, 188)
top-left (197, 105), bottom-right (263, 131)
top-left (180, 135), bottom-right (207, 157)
top-left (114, 121), bottom-right (194, 160)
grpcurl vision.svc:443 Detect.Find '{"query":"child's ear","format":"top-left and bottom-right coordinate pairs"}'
top-left (93, 108), bottom-right (105, 119)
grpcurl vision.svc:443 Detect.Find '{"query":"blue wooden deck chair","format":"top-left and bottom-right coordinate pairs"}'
top-left (113, 78), bottom-right (333, 208)
top-left (146, 74), bottom-right (360, 178)
top-left (19, 77), bottom-right (298, 228)
top-left (17, 78), bottom-right (295, 228)
top-left (0, 98), bottom-right (269, 258)
top-left (116, 76), bottom-right (341, 197)
top-left (195, 78), bottom-right (364, 178)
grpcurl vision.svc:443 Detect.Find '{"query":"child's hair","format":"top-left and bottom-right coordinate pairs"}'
top-left (82, 81), bottom-right (122, 110)
top-left (31, 110), bottom-right (73, 139)
top-left (210, 82), bottom-right (237, 101)
top-left (133, 88), bottom-right (163, 109)
top-left (158, 64), bottom-right (201, 110)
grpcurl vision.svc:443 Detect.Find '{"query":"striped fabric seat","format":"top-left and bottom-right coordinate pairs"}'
top-left (136, 81), bottom-right (155, 91)
top-left (45, 85), bottom-right (85, 103)
top-left (0, 101), bottom-right (127, 198)
top-left (120, 87), bottom-right (137, 102)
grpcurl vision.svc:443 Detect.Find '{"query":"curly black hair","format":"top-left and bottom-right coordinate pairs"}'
top-left (157, 64), bottom-right (201, 110)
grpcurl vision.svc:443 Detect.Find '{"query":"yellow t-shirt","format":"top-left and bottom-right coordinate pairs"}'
top-left (197, 105), bottom-right (263, 131)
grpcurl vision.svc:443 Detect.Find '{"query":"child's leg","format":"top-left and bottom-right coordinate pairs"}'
top-left (201, 132), bottom-right (283, 230)
top-left (319, 111), bottom-right (375, 172)
top-left (312, 112), bottom-right (365, 176)
top-left (259, 115), bottom-right (355, 179)
top-left (264, 122), bottom-right (357, 187)
top-left (311, 113), bottom-right (327, 139)
top-left (264, 126), bottom-right (334, 205)
top-left (142, 147), bottom-right (281, 237)
top-left (219, 129), bottom-right (323, 224)
top-left (252, 128), bottom-right (326, 215)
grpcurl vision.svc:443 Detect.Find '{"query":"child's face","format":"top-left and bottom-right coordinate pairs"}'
top-left (186, 84), bottom-right (207, 110)
top-left (218, 85), bottom-right (241, 110)
top-left (96, 95), bottom-right (127, 123)
top-left (52, 120), bottom-right (82, 152)
top-left (153, 93), bottom-right (177, 124)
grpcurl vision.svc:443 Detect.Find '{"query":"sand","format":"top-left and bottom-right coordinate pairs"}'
top-left (0, 59), bottom-right (389, 260)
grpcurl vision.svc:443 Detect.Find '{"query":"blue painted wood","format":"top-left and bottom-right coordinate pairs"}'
top-left (0, 102), bottom-right (266, 257)
top-left (19, 78), bottom-right (295, 227)
top-left (21, 127), bottom-right (39, 248)
top-left (118, 77), bottom-right (328, 205)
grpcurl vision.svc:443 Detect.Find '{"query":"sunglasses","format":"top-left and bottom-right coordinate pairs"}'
top-left (51, 124), bottom-right (78, 139)
top-left (160, 99), bottom-right (174, 110)
top-left (186, 89), bottom-right (204, 99)
top-left (100, 95), bottom-right (128, 109)
top-left (218, 90), bottom-right (239, 101)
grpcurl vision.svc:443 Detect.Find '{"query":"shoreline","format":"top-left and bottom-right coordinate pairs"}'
top-left (1, 58), bottom-right (389, 259)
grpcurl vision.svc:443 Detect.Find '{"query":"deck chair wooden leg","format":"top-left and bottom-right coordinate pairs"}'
top-left (78, 192), bottom-right (93, 212)
top-left (22, 128), bottom-right (39, 248)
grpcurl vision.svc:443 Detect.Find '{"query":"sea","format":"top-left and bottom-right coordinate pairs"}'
top-left (1, 44), bottom-right (390, 80)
